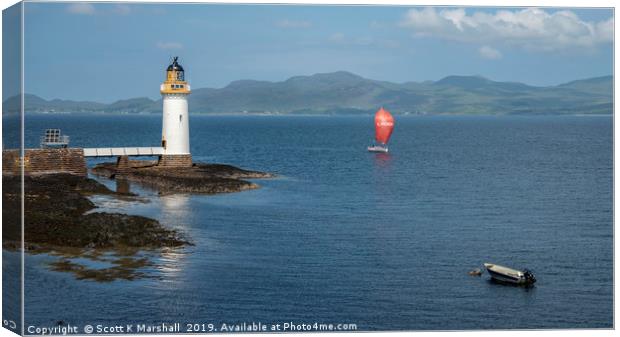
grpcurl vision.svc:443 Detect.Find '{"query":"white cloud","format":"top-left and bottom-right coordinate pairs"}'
top-left (156, 42), bottom-right (183, 50)
top-left (276, 19), bottom-right (312, 28)
top-left (400, 7), bottom-right (613, 52)
top-left (66, 3), bottom-right (95, 15)
top-left (479, 45), bottom-right (502, 59)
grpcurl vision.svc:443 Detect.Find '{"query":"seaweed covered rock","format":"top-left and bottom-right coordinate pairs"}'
top-left (91, 161), bottom-right (273, 194)
top-left (2, 174), bottom-right (189, 250)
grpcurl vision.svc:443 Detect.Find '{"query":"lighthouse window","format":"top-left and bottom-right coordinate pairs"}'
top-left (179, 115), bottom-right (183, 122)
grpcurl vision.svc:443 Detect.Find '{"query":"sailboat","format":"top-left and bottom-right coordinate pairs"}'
top-left (367, 107), bottom-right (394, 153)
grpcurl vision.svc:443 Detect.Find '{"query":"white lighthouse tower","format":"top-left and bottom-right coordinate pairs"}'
top-left (159, 56), bottom-right (192, 167)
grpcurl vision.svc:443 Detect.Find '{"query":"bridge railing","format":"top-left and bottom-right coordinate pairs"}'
top-left (83, 147), bottom-right (165, 157)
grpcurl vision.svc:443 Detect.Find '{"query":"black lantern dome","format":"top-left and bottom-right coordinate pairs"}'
top-left (166, 56), bottom-right (184, 72)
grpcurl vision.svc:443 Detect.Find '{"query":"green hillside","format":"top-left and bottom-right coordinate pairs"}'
top-left (4, 73), bottom-right (612, 115)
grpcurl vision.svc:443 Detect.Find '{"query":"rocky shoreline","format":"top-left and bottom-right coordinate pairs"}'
top-left (91, 160), bottom-right (273, 195)
top-left (2, 162), bottom-right (273, 281)
top-left (2, 173), bottom-right (190, 251)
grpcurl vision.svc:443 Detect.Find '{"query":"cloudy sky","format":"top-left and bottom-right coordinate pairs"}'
top-left (13, 2), bottom-right (615, 102)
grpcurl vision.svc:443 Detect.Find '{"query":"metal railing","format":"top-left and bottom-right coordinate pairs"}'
top-left (40, 134), bottom-right (70, 148)
top-left (83, 147), bottom-right (165, 157)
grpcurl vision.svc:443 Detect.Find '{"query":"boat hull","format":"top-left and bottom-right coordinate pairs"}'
top-left (486, 268), bottom-right (523, 284)
top-left (367, 145), bottom-right (388, 153)
top-left (484, 263), bottom-right (535, 285)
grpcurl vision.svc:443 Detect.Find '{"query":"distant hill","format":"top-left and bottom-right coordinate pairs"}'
top-left (3, 72), bottom-right (613, 115)
top-left (3, 94), bottom-right (106, 113)
top-left (102, 97), bottom-right (158, 113)
top-left (556, 76), bottom-right (614, 95)
top-left (2, 94), bottom-right (157, 114)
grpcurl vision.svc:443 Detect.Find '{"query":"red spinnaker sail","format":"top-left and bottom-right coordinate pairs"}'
top-left (374, 107), bottom-right (394, 145)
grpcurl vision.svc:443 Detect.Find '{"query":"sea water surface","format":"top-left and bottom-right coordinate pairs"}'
top-left (4, 114), bottom-right (613, 331)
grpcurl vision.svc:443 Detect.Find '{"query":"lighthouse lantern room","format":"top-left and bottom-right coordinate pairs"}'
top-left (159, 56), bottom-right (192, 167)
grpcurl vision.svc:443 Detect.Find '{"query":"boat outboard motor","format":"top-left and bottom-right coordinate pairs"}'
top-left (523, 269), bottom-right (536, 284)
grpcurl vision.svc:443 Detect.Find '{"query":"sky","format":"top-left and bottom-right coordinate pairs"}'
top-left (9, 2), bottom-right (615, 102)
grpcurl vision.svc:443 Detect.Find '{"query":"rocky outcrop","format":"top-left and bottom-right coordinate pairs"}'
top-left (1, 160), bottom-right (271, 281)
top-left (92, 161), bottom-right (273, 195)
top-left (2, 174), bottom-right (190, 251)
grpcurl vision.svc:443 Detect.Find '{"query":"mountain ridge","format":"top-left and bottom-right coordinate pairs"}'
top-left (3, 72), bottom-right (613, 115)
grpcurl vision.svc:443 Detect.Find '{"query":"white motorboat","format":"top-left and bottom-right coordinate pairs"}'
top-left (484, 263), bottom-right (536, 285)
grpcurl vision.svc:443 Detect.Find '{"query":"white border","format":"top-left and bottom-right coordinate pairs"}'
top-left (0, 1), bottom-right (616, 337)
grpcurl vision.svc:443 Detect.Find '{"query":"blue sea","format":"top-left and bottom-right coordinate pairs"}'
top-left (2, 113), bottom-right (613, 331)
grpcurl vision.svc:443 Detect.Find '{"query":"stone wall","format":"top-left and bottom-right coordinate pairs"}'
top-left (157, 154), bottom-right (193, 168)
top-left (2, 148), bottom-right (87, 177)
